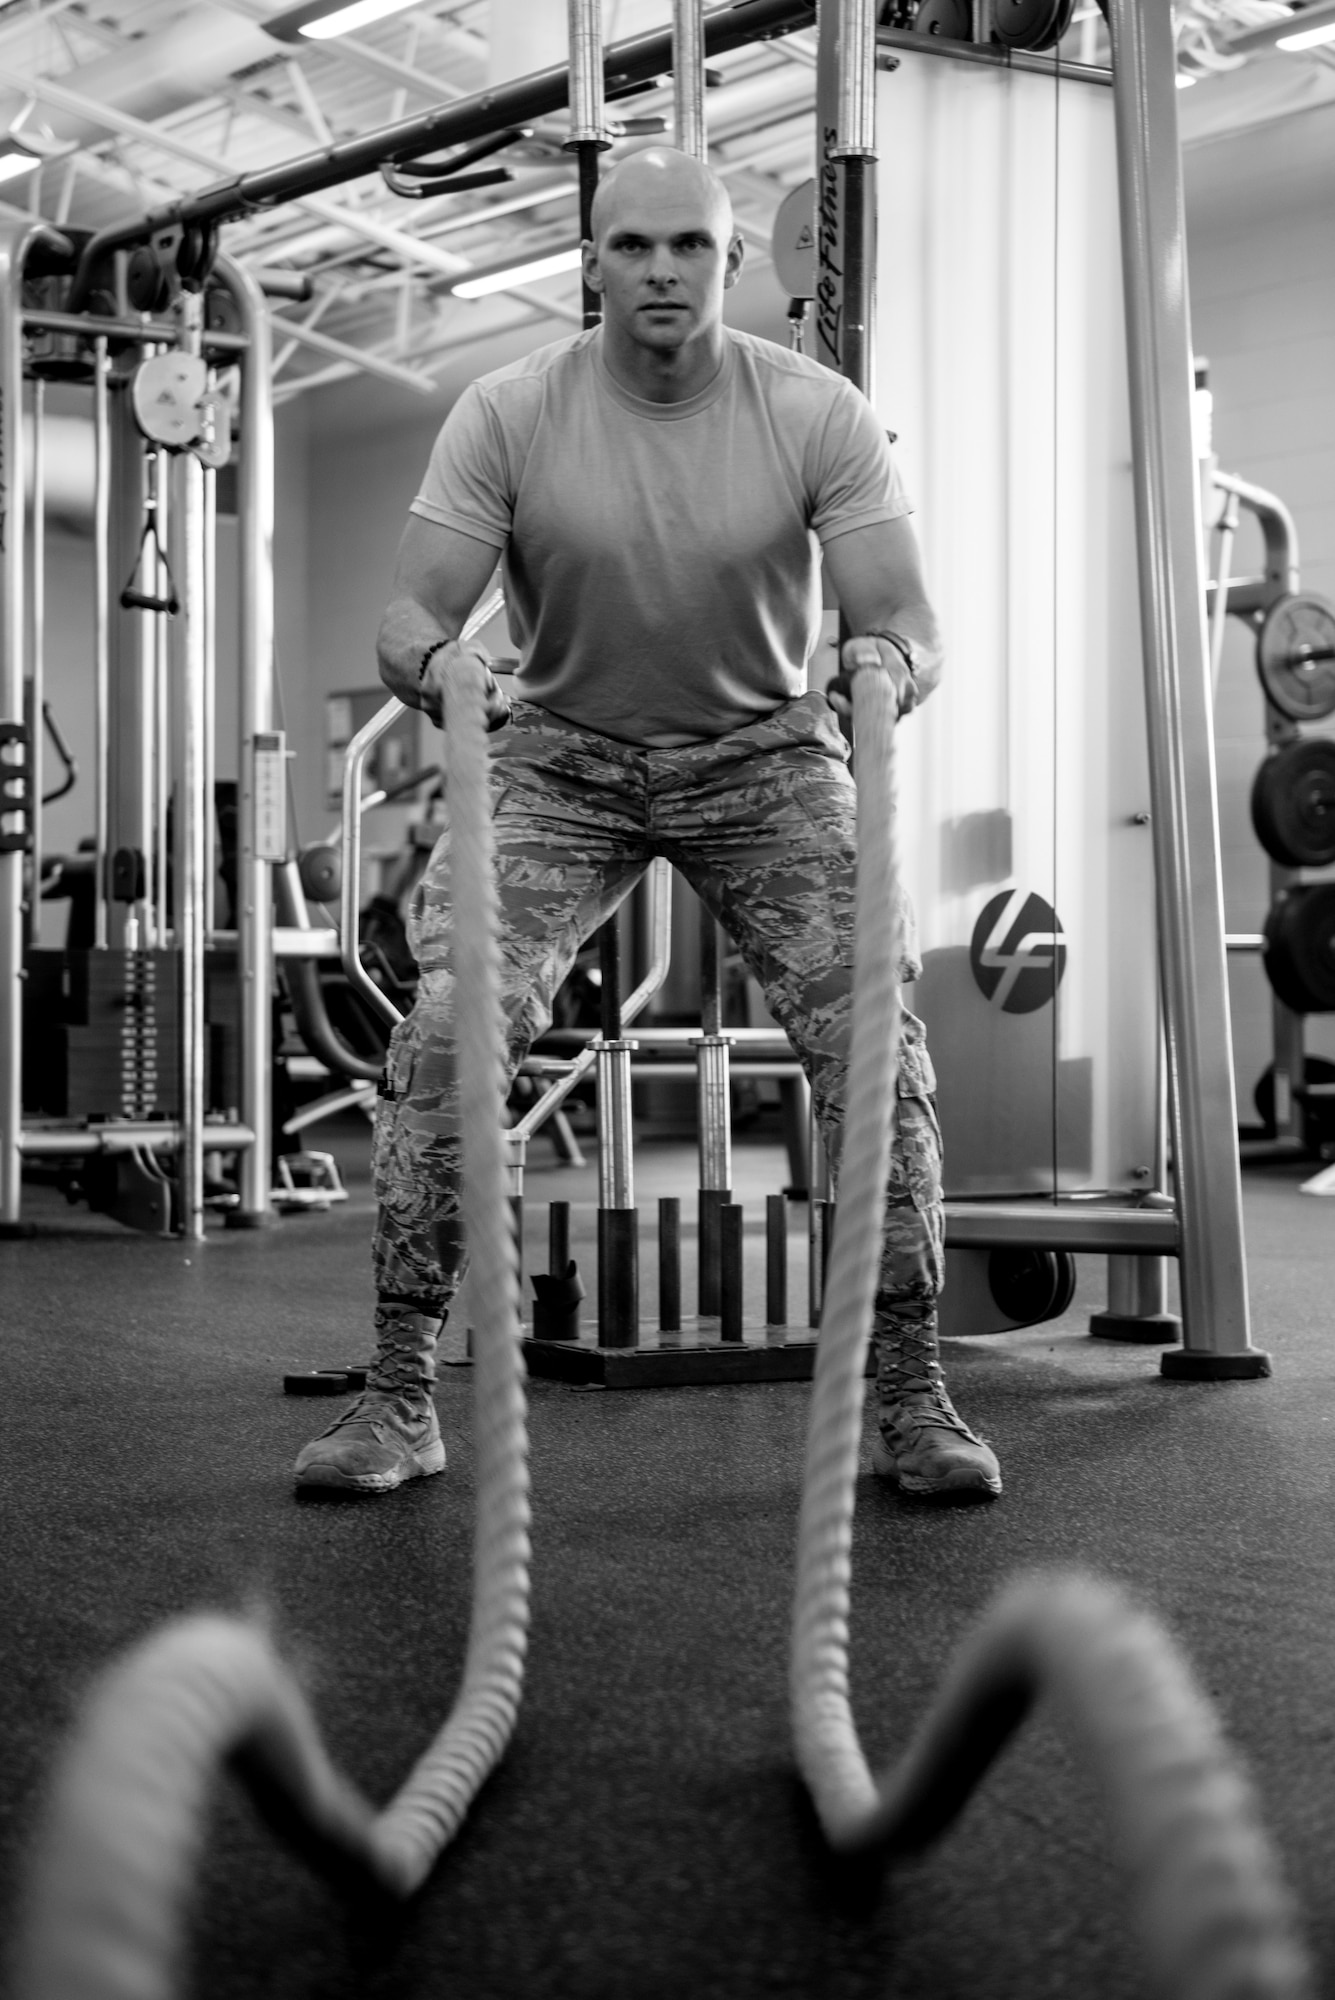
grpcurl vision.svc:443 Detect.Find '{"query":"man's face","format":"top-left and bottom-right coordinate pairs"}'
top-left (584, 184), bottom-right (743, 355)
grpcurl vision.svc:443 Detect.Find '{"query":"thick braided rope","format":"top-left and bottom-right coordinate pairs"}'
top-left (372, 650), bottom-right (532, 1892)
top-left (13, 651), bottom-right (531, 1992)
top-left (789, 663), bottom-right (1313, 1998)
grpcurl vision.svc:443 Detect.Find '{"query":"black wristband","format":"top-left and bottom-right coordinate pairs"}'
top-left (418, 637), bottom-right (450, 684)
top-left (867, 631), bottom-right (918, 680)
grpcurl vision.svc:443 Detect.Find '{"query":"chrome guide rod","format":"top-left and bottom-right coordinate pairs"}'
top-left (28, 376), bottom-right (43, 929)
top-left (1107, 0), bottom-right (1262, 1375)
top-left (0, 220), bottom-right (65, 1229)
top-left (92, 336), bottom-right (110, 950)
top-left (175, 288), bottom-right (208, 1244)
top-left (673, 0), bottom-right (707, 160)
top-left (217, 254), bottom-right (276, 1223)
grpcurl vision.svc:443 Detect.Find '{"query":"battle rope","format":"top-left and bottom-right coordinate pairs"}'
top-left (13, 651), bottom-right (529, 1998)
top-left (11, 655), bottom-right (1315, 2000)
top-left (791, 656), bottom-right (1314, 1999)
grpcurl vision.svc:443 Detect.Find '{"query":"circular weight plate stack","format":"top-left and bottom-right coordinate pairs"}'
top-left (914, 0), bottom-right (973, 37)
top-left (992, 0), bottom-right (1076, 49)
top-left (1256, 593), bottom-right (1335, 722)
top-left (1250, 739), bottom-right (1335, 867)
top-left (987, 1247), bottom-right (1076, 1326)
top-left (1263, 884), bottom-right (1335, 1013)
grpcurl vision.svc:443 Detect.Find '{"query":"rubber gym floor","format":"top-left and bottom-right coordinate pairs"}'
top-left (2, 1118), bottom-right (1333, 2000)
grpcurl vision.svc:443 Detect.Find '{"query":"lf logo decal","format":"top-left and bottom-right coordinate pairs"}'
top-left (969, 890), bottom-right (1066, 1015)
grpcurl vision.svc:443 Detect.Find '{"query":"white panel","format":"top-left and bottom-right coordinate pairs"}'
top-left (876, 54), bottom-right (1157, 1196)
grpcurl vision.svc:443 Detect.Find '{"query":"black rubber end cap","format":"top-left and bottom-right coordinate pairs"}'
top-left (1088, 1311), bottom-right (1183, 1346)
top-left (1160, 1347), bottom-right (1273, 1381)
top-left (225, 1208), bottom-right (279, 1231)
top-left (283, 1367), bottom-right (369, 1396)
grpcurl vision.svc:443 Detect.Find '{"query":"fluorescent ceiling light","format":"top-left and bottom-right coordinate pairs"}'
top-left (264, 0), bottom-right (420, 42)
top-left (0, 144), bottom-right (41, 183)
top-left (1225, 1), bottom-right (1335, 54)
top-left (1277, 14), bottom-right (1335, 46)
top-left (452, 246), bottom-right (582, 299)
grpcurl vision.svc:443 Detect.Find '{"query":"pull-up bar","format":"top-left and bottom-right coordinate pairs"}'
top-left (66, 0), bottom-right (815, 309)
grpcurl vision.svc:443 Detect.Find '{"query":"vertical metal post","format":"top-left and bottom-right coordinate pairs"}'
top-left (28, 377), bottom-right (43, 936)
top-left (658, 1195), bottom-right (681, 1332)
top-left (766, 1192), bottom-right (787, 1327)
top-left (1107, 0), bottom-right (1265, 1377)
top-left (174, 289), bottom-right (208, 1244)
top-left (595, 907), bottom-right (639, 1345)
top-left (825, 0), bottom-right (877, 403)
top-left (0, 222), bottom-right (64, 1230)
top-left (202, 463), bottom-right (217, 941)
top-left (92, 337), bottom-right (111, 949)
top-left (673, 0), bottom-right (707, 161)
top-left (549, 1199), bottom-right (570, 1275)
top-left (720, 1201), bottom-right (744, 1342)
top-left (565, 0), bottom-right (611, 328)
top-left (694, 904), bottom-right (732, 1316)
top-left (153, 449), bottom-right (171, 947)
top-left (807, 1103), bottom-right (830, 1326)
top-left (216, 255), bottom-right (276, 1224)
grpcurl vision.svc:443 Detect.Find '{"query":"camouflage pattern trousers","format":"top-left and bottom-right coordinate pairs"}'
top-left (372, 692), bottom-right (945, 1340)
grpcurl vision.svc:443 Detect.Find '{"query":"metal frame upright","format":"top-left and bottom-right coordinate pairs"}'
top-left (1106, 0), bottom-right (1263, 1376)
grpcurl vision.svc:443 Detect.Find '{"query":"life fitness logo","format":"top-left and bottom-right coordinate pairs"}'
top-left (969, 890), bottom-right (1067, 1015)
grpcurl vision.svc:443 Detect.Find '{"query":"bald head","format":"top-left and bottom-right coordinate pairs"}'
top-left (589, 147), bottom-right (734, 248)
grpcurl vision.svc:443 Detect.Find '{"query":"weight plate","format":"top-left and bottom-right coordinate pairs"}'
top-left (771, 178), bottom-right (817, 301)
top-left (992, 0), bottom-right (1076, 50)
top-left (1263, 883), bottom-right (1335, 1014)
top-left (988, 1247), bottom-right (1062, 1325)
top-left (1256, 592), bottom-right (1335, 722)
top-left (914, 0), bottom-right (973, 39)
top-left (130, 351), bottom-right (207, 450)
top-left (1251, 738), bottom-right (1335, 868)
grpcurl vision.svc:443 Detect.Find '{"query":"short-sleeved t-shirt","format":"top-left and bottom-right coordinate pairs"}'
top-left (410, 326), bottom-right (910, 747)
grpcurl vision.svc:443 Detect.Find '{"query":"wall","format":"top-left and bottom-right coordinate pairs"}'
top-left (1183, 103), bottom-right (1335, 1113)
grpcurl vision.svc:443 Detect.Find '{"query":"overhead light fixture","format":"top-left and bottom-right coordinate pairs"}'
top-left (1277, 11), bottom-right (1335, 46)
top-left (1225, 0), bottom-right (1335, 55)
top-left (264, 0), bottom-right (421, 43)
top-left (451, 245), bottom-right (582, 300)
top-left (1175, 71), bottom-right (1197, 87)
top-left (0, 137), bottom-right (43, 184)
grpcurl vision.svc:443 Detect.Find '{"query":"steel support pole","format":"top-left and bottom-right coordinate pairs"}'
top-left (1107, 0), bottom-right (1265, 1377)
top-left (0, 219), bottom-right (65, 1232)
top-left (673, 0), bottom-right (707, 160)
top-left (565, 0), bottom-right (611, 328)
top-left (174, 289), bottom-right (208, 1244)
top-left (28, 378), bottom-right (43, 935)
top-left (216, 255), bottom-right (276, 1225)
top-left (92, 338), bottom-right (111, 950)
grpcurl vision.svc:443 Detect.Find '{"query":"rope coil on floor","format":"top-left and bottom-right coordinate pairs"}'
top-left (791, 660), bottom-right (1314, 2000)
top-left (13, 649), bottom-right (529, 1995)
top-left (11, 655), bottom-right (1316, 2000)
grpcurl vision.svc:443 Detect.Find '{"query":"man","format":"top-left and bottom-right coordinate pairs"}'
top-left (295, 148), bottom-right (1001, 1503)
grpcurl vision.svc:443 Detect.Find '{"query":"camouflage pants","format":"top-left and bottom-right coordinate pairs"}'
top-left (371, 692), bottom-right (944, 1341)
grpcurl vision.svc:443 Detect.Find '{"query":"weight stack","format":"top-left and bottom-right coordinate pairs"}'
top-left (22, 948), bottom-right (235, 1120)
top-left (65, 950), bottom-right (178, 1119)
